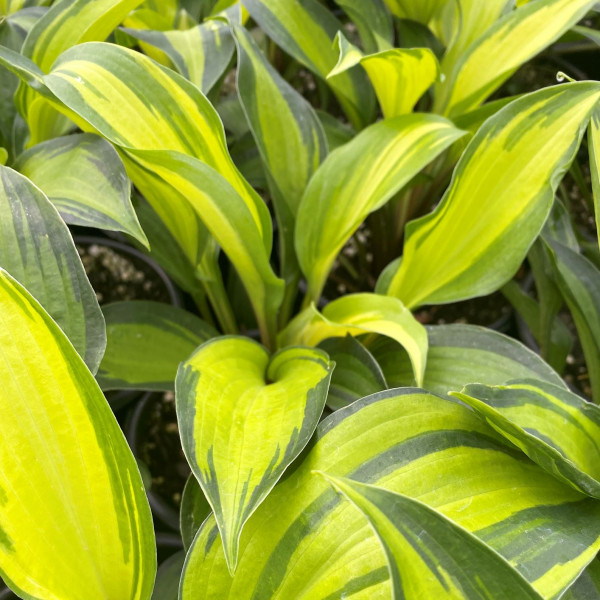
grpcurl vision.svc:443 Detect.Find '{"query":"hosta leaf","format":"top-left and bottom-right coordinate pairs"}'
top-left (383, 0), bottom-right (449, 22)
top-left (279, 293), bottom-right (427, 387)
top-left (320, 475), bottom-right (543, 600)
top-left (0, 165), bottom-right (105, 373)
top-left (233, 24), bottom-right (327, 218)
top-left (545, 238), bottom-right (600, 403)
top-left (181, 389), bottom-right (600, 600)
top-left (242, 0), bottom-right (375, 130)
top-left (589, 108), bottom-right (600, 249)
top-left (122, 19), bottom-right (235, 93)
top-left (176, 337), bottom-right (333, 571)
top-left (14, 133), bottom-right (148, 246)
top-left (16, 0), bottom-right (146, 144)
top-left (330, 38), bottom-right (440, 119)
top-left (369, 324), bottom-right (566, 396)
top-left (296, 114), bottom-right (465, 301)
top-left (151, 553), bottom-right (185, 600)
top-left (386, 83), bottom-right (600, 308)
top-left (180, 475), bottom-right (212, 551)
top-left (126, 149), bottom-right (284, 346)
top-left (434, 0), bottom-right (597, 117)
top-left (563, 560), bottom-right (600, 600)
top-left (0, 268), bottom-right (155, 600)
top-left (333, 0), bottom-right (393, 53)
top-left (318, 336), bottom-right (387, 411)
top-left (41, 41), bottom-right (283, 343)
top-left (97, 301), bottom-right (217, 391)
top-left (453, 380), bottom-right (600, 498)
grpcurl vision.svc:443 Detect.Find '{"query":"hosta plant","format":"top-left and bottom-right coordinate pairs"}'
top-left (1, 0), bottom-right (600, 599)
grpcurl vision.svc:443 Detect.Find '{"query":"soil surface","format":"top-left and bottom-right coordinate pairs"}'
top-left (137, 392), bottom-right (190, 512)
top-left (77, 242), bottom-right (173, 304)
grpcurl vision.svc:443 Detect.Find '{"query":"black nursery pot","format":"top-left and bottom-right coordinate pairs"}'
top-left (75, 234), bottom-right (182, 412)
top-left (126, 392), bottom-right (190, 533)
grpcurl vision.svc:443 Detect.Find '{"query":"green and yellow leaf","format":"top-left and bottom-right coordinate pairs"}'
top-left (97, 301), bottom-right (217, 391)
top-left (181, 389), bottom-right (600, 600)
top-left (176, 336), bottom-right (333, 571)
top-left (434, 0), bottom-right (597, 117)
top-left (453, 380), bottom-right (600, 497)
top-left (333, 0), bottom-right (393, 53)
top-left (0, 165), bottom-right (105, 373)
top-left (0, 268), bottom-right (155, 600)
top-left (385, 83), bottom-right (600, 308)
top-left (280, 293), bottom-right (427, 386)
top-left (320, 474), bottom-right (543, 600)
top-left (369, 324), bottom-right (566, 396)
top-left (589, 107), bottom-right (600, 249)
top-left (15, 132), bottom-right (148, 246)
top-left (295, 114), bottom-right (464, 301)
top-left (242, 0), bottom-right (375, 130)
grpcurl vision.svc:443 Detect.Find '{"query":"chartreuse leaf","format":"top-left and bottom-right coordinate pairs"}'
top-left (333, 0), bottom-right (393, 53)
top-left (181, 389), bottom-right (600, 600)
top-left (41, 42), bottom-right (283, 344)
top-left (563, 560), bottom-right (600, 600)
top-left (0, 165), bottom-right (105, 373)
top-left (0, 148), bottom-right (7, 165)
top-left (0, 268), bottom-right (155, 600)
top-left (320, 475), bottom-right (543, 600)
top-left (16, 0), bottom-right (146, 144)
top-left (589, 108), bottom-right (600, 249)
top-left (180, 476), bottom-right (212, 551)
top-left (122, 19), bottom-right (235, 93)
top-left (318, 336), bottom-right (387, 411)
top-left (14, 132), bottom-right (148, 246)
top-left (296, 114), bottom-right (464, 301)
top-left (383, 0), bottom-right (449, 22)
top-left (545, 238), bottom-right (600, 403)
top-left (370, 324), bottom-right (566, 396)
top-left (280, 293), bottom-right (427, 387)
top-left (330, 37), bottom-right (440, 119)
top-left (176, 337), bottom-right (333, 572)
top-left (97, 301), bottom-right (217, 391)
top-left (233, 25), bottom-right (327, 218)
top-left (386, 83), bottom-right (600, 308)
top-left (434, 0), bottom-right (597, 117)
top-left (453, 380), bottom-right (600, 498)
top-left (242, 0), bottom-right (375, 130)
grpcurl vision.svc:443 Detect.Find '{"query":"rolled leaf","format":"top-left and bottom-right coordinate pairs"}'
top-left (295, 113), bottom-right (465, 301)
top-left (386, 83), bottom-right (600, 308)
top-left (318, 336), bottom-right (387, 411)
top-left (370, 324), bottom-right (566, 396)
top-left (320, 474), bottom-right (543, 600)
top-left (181, 389), bottom-right (600, 600)
top-left (14, 132), bottom-right (148, 246)
top-left (0, 165), bottom-right (105, 373)
top-left (279, 293), bottom-right (427, 387)
top-left (176, 336), bottom-right (333, 571)
top-left (97, 301), bottom-right (217, 391)
top-left (122, 19), bottom-right (235, 93)
top-left (434, 0), bottom-right (597, 117)
top-left (0, 268), bottom-right (155, 600)
top-left (242, 0), bottom-right (375, 130)
top-left (330, 37), bottom-right (440, 119)
top-left (545, 238), bottom-right (600, 403)
top-left (453, 380), bottom-right (600, 498)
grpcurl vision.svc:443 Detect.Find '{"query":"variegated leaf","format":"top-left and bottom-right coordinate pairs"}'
top-left (181, 389), bottom-right (600, 600)
top-left (176, 336), bottom-right (333, 571)
top-left (0, 165), bottom-right (105, 373)
top-left (0, 268), bottom-right (155, 600)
